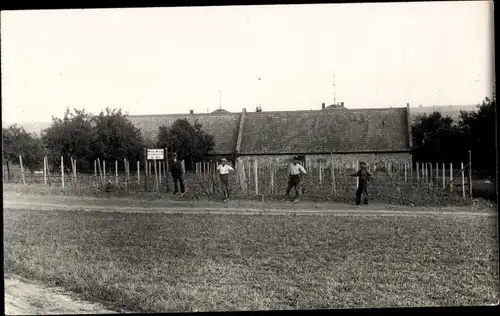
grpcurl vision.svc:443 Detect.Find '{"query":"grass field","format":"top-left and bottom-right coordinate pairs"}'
top-left (3, 207), bottom-right (498, 312)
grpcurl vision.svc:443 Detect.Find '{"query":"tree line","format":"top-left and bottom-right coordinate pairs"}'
top-left (3, 97), bottom-right (495, 179)
top-left (2, 107), bottom-right (214, 178)
top-left (411, 97), bottom-right (495, 178)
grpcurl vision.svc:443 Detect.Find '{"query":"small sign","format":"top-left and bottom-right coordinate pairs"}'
top-left (147, 149), bottom-right (164, 160)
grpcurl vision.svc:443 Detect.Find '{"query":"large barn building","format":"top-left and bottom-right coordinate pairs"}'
top-left (128, 104), bottom-right (413, 170)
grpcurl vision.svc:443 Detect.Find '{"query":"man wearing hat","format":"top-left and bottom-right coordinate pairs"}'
top-left (217, 158), bottom-right (234, 203)
top-left (281, 156), bottom-right (307, 203)
top-left (169, 152), bottom-right (185, 195)
top-left (350, 161), bottom-right (372, 205)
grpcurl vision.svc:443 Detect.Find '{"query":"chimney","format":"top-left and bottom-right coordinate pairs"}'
top-left (321, 103), bottom-right (325, 109)
top-left (242, 108), bottom-right (246, 113)
top-left (189, 110), bottom-right (194, 114)
top-left (340, 102), bottom-right (344, 107)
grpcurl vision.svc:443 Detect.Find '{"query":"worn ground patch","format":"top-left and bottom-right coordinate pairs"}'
top-left (4, 274), bottom-right (119, 315)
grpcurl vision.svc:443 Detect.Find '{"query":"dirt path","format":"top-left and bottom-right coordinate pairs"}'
top-left (4, 274), bottom-right (118, 315)
top-left (3, 193), bottom-right (496, 217)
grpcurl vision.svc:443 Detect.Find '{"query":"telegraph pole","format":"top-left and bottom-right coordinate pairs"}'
top-left (258, 77), bottom-right (261, 109)
top-left (333, 74), bottom-right (337, 106)
top-left (219, 89), bottom-right (222, 110)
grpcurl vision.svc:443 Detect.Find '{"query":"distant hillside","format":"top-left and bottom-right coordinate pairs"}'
top-left (409, 105), bottom-right (478, 123)
top-left (2, 121), bottom-right (52, 137)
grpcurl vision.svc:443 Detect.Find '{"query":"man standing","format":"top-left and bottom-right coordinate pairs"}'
top-left (217, 158), bottom-right (234, 203)
top-left (350, 161), bottom-right (372, 205)
top-left (170, 152), bottom-right (185, 195)
top-left (281, 156), bottom-right (307, 203)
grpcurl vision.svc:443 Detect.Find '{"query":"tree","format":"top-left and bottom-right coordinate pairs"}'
top-left (2, 124), bottom-right (47, 178)
top-left (411, 111), bottom-right (457, 163)
top-left (40, 107), bottom-right (146, 173)
top-left (410, 97), bottom-right (496, 179)
top-left (41, 108), bottom-right (95, 171)
top-left (90, 108), bottom-right (145, 168)
top-left (456, 97), bottom-right (496, 177)
top-left (156, 119), bottom-right (214, 168)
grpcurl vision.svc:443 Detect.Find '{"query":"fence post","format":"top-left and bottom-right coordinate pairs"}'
top-left (159, 160), bottom-right (162, 187)
top-left (73, 158), bottom-right (77, 186)
top-left (94, 160), bottom-right (97, 178)
top-left (422, 163), bottom-right (426, 183)
top-left (319, 160), bottom-right (323, 185)
top-left (153, 158), bottom-right (158, 191)
top-left (270, 160), bottom-right (274, 196)
top-left (97, 158), bottom-right (103, 187)
top-left (332, 161), bottom-right (336, 195)
top-left (135, 160), bottom-right (139, 184)
top-left (115, 160), bottom-right (118, 186)
top-left (70, 157), bottom-right (74, 182)
top-left (468, 150), bottom-right (473, 198)
top-left (254, 159), bottom-right (258, 195)
top-left (70, 158), bottom-right (74, 183)
top-left (19, 156), bottom-right (26, 185)
top-left (60, 156), bottom-right (64, 188)
top-left (103, 161), bottom-right (106, 183)
top-left (165, 147), bottom-right (169, 175)
top-left (410, 162), bottom-right (413, 184)
top-left (46, 157), bottom-right (52, 186)
top-left (442, 162), bottom-right (445, 189)
top-left (43, 156), bottom-right (47, 185)
top-left (416, 162), bottom-right (420, 183)
top-left (124, 158), bottom-right (129, 186)
top-left (355, 160), bottom-right (359, 188)
top-left (237, 159), bottom-right (246, 192)
top-left (435, 162), bottom-right (439, 185)
top-left (429, 163), bottom-right (433, 186)
top-left (404, 162), bottom-right (407, 182)
top-left (423, 163), bottom-right (426, 183)
top-left (461, 162), bottom-right (465, 198)
top-left (449, 163), bottom-right (453, 193)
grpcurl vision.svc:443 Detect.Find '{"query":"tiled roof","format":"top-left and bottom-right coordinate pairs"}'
top-left (239, 108), bottom-right (410, 154)
top-left (127, 113), bottom-right (240, 154)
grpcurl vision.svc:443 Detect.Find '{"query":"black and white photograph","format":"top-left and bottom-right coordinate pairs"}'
top-left (2, 1), bottom-right (498, 314)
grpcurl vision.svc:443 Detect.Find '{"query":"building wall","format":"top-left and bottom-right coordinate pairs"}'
top-left (237, 152), bottom-right (411, 170)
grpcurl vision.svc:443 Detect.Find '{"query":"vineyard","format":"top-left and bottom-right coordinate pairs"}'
top-left (3, 155), bottom-right (477, 207)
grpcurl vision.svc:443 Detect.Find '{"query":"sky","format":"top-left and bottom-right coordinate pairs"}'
top-left (1, 1), bottom-right (494, 123)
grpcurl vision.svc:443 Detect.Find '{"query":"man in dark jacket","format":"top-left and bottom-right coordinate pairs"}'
top-left (170, 153), bottom-right (185, 194)
top-left (350, 161), bottom-right (372, 205)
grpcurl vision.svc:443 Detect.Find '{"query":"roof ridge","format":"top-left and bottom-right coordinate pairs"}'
top-left (246, 107), bottom-right (407, 114)
top-left (128, 113), bottom-right (238, 118)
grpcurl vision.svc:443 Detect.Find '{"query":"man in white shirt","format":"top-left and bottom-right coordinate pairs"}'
top-left (281, 156), bottom-right (307, 203)
top-left (217, 158), bottom-right (234, 203)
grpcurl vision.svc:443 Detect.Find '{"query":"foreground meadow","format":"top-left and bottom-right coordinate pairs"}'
top-left (3, 208), bottom-right (498, 312)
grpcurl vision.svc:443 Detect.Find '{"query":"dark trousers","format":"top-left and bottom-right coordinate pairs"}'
top-left (220, 174), bottom-right (230, 198)
top-left (356, 182), bottom-right (369, 205)
top-left (172, 175), bottom-right (185, 194)
top-left (286, 175), bottom-right (301, 197)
